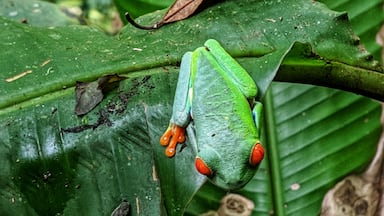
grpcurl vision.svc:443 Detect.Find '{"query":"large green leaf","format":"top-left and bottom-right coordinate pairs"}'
top-left (187, 83), bottom-right (382, 216)
top-left (0, 0), bottom-right (383, 215)
top-left (0, 69), bottom-right (205, 215)
top-left (267, 83), bottom-right (380, 215)
top-left (319, 0), bottom-right (384, 61)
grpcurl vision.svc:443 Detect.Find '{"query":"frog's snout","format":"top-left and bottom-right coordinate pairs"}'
top-left (211, 175), bottom-right (250, 191)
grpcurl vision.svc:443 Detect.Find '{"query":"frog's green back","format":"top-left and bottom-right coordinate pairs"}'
top-left (191, 49), bottom-right (260, 189)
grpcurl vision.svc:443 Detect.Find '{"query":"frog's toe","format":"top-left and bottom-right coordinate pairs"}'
top-left (160, 127), bottom-right (173, 146)
top-left (171, 124), bottom-right (186, 144)
top-left (176, 128), bottom-right (186, 143)
top-left (164, 132), bottom-right (180, 157)
top-left (165, 146), bottom-right (176, 157)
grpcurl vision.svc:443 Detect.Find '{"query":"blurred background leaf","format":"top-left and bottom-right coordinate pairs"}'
top-left (0, 0), bottom-right (79, 26)
top-left (114, 0), bottom-right (172, 20)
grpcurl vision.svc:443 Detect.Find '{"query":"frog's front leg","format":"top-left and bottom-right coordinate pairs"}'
top-left (160, 51), bottom-right (194, 157)
top-left (252, 101), bottom-right (263, 135)
top-left (250, 101), bottom-right (264, 166)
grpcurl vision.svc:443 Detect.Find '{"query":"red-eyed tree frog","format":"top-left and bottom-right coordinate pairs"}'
top-left (160, 39), bottom-right (265, 190)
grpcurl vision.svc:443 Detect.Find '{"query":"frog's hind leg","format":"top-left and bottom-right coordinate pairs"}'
top-left (204, 39), bottom-right (258, 99)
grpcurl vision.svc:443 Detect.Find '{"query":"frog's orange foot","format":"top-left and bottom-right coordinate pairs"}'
top-left (160, 124), bottom-right (186, 157)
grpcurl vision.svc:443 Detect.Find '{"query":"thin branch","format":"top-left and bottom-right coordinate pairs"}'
top-left (275, 60), bottom-right (384, 102)
top-left (124, 12), bottom-right (161, 30)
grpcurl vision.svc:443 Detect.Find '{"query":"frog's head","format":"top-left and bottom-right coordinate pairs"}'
top-left (195, 141), bottom-right (264, 190)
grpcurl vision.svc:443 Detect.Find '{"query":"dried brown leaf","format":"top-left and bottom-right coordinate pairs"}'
top-left (163, 0), bottom-right (204, 24)
top-left (125, 0), bottom-right (206, 30)
top-left (376, 25), bottom-right (384, 64)
top-left (218, 194), bottom-right (254, 216)
top-left (75, 74), bottom-right (125, 116)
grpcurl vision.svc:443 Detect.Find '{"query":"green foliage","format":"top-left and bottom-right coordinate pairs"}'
top-left (319, 0), bottom-right (384, 61)
top-left (0, 0), bottom-right (78, 26)
top-left (0, 0), bottom-right (383, 215)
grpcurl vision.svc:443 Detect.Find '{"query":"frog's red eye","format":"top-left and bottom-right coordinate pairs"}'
top-left (195, 157), bottom-right (212, 176)
top-left (249, 142), bottom-right (265, 166)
